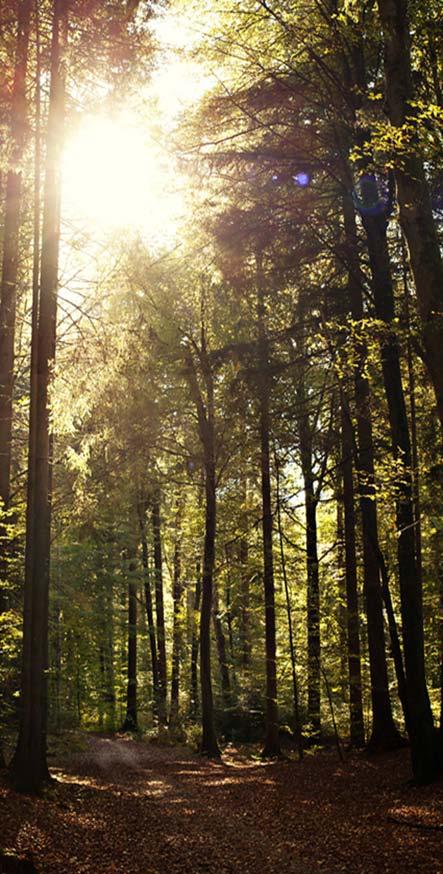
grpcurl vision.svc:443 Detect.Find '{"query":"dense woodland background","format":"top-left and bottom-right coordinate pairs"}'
top-left (0, 0), bottom-right (442, 801)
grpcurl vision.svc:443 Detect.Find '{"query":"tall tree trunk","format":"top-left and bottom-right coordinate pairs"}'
top-left (296, 297), bottom-right (322, 740)
top-left (257, 253), bottom-right (280, 758)
top-left (152, 490), bottom-right (167, 726)
top-left (53, 599), bottom-right (62, 731)
top-left (336, 493), bottom-right (348, 703)
top-left (137, 498), bottom-right (159, 716)
top-left (361, 194), bottom-right (440, 782)
top-left (122, 555), bottom-right (137, 732)
top-left (98, 645), bottom-right (105, 731)
top-left (224, 544), bottom-right (235, 672)
top-left (377, 550), bottom-right (409, 725)
top-left (333, 18), bottom-right (400, 750)
top-left (275, 450), bottom-right (303, 760)
top-left (200, 447), bottom-right (219, 756)
top-left (212, 581), bottom-right (232, 717)
top-left (401, 237), bottom-right (423, 587)
top-left (0, 0), bottom-right (33, 768)
top-left (239, 531), bottom-right (251, 671)
top-left (437, 530), bottom-right (443, 732)
top-left (104, 576), bottom-right (116, 730)
top-left (0, 0), bottom-right (32, 605)
top-left (340, 389), bottom-right (365, 747)
top-left (185, 341), bottom-right (220, 757)
top-left (169, 503), bottom-right (183, 729)
top-left (376, 0), bottom-right (443, 431)
top-left (13, 0), bottom-right (66, 794)
top-left (189, 560), bottom-right (201, 721)
top-left (300, 433), bottom-right (321, 739)
top-left (342, 190), bottom-right (401, 751)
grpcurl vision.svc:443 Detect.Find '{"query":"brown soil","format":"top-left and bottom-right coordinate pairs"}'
top-left (0, 736), bottom-right (442, 873)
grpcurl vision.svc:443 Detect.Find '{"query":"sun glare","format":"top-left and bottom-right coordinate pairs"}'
top-left (62, 113), bottom-right (184, 244)
top-left (61, 12), bottom-right (215, 247)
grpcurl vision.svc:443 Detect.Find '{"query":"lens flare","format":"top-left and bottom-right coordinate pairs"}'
top-left (294, 172), bottom-right (310, 187)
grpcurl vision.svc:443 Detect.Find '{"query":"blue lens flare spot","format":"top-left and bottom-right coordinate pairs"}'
top-left (293, 172), bottom-right (310, 187)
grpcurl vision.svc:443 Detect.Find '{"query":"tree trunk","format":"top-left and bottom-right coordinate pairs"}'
top-left (212, 582), bottom-right (232, 717)
top-left (239, 534), bottom-right (250, 671)
top-left (401, 237), bottom-right (423, 588)
top-left (98, 645), bottom-right (105, 731)
top-left (224, 544), bottom-right (235, 673)
top-left (0, 0), bottom-right (34, 767)
top-left (200, 448), bottom-right (220, 756)
top-left (0, 0), bottom-right (32, 596)
top-left (336, 493), bottom-right (348, 703)
top-left (275, 449), bottom-right (303, 759)
top-left (122, 555), bottom-right (137, 732)
top-left (342, 190), bottom-right (402, 751)
top-left (189, 560), bottom-right (201, 721)
top-left (104, 577), bottom-right (116, 730)
top-left (340, 389), bottom-right (365, 747)
top-left (362, 196), bottom-right (440, 782)
top-left (13, 0), bottom-right (66, 794)
top-left (257, 253), bottom-right (280, 758)
top-left (300, 443), bottom-right (321, 740)
top-left (295, 296), bottom-right (321, 740)
top-left (152, 491), bottom-right (167, 725)
top-left (185, 342), bottom-right (220, 757)
top-left (137, 498), bottom-right (159, 716)
top-left (376, 0), bottom-right (443, 431)
top-left (169, 504), bottom-right (183, 729)
top-left (377, 549), bottom-right (409, 726)
top-left (437, 532), bottom-right (443, 733)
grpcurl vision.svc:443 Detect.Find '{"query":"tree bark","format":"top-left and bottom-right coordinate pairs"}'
top-left (275, 450), bottom-right (303, 759)
top-left (342, 190), bottom-right (402, 751)
top-left (239, 534), bottom-right (251, 671)
top-left (185, 341), bottom-right (220, 757)
top-left (376, 0), bottom-right (443, 431)
top-left (0, 0), bottom-right (34, 767)
top-left (401, 237), bottom-right (423, 588)
top-left (212, 581), bottom-right (232, 717)
top-left (152, 491), bottom-right (167, 725)
top-left (0, 0), bottom-right (32, 577)
top-left (336, 493), bottom-right (348, 703)
top-left (13, 0), bottom-right (66, 794)
top-left (122, 555), bottom-right (138, 732)
top-left (169, 503), bottom-right (183, 729)
top-left (104, 575), bottom-right (116, 730)
top-left (200, 450), bottom-right (220, 756)
top-left (340, 389), bottom-right (365, 747)
top-left (360, 196), bottom-right (440, 781)
top-left (300, 429), bottom-right (321, 739)
top-left (224, 544), bottom-right (235, 674)
top-left (189, 560), bottom-right (201, 721)
top-left (137, 498), bottom-right (159, 716)
top-left (256, 253), bottom-right (280, 758)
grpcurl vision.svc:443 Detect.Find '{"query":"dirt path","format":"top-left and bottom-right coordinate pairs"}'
top-left (1, 737), bottom-right (442, 873)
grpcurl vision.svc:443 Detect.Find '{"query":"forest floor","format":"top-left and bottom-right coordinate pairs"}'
top-left (0, 734), bottom-right (442, 873)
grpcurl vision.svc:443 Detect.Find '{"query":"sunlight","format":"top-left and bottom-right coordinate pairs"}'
top-left (62, 26), bottom-right (214, 245)
top-left (62, 112), bottom-right (182, 242)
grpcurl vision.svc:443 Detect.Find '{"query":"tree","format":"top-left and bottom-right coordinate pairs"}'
top-left (13, 0), bottom-right (67, 793)
top-left (339, 389), bottom-right (365, 748)
top-left (0, 0), bottom-right (32, 594)
top-left (184, 323), bottom-right (220, 757)
top-left (151, 490), bottom-right (167, 726)
top-left (376, 0), bottom-right (443, 431)
top-left (255, 252), bottom-right (281, 757)
top-left (122, 551), bottom-right (138, 732)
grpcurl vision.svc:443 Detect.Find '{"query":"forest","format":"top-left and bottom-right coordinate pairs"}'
top-left (0, 0), bottom-right (442, 871)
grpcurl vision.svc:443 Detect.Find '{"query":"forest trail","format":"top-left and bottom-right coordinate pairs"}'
top-left (1, 737), bottom-right (442, 873)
